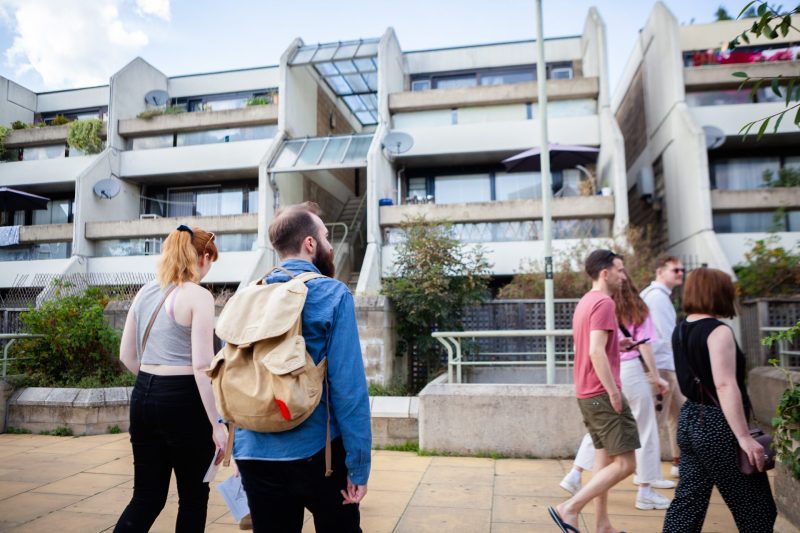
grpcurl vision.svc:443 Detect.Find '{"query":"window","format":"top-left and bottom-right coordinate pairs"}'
top-left (434, 174), bottom-right (492, 204)
top-left (385, 218), bottom-right (610, 244)
top-left (480, 69), bottom-right (535, 86)
top-left (410, 62), bottom-right (578, 91)
top-left (411, 79), bottom-right (431, 91)
top-left (39, 107), bottom-right (107, 124)
top-left (0, 242), bottom-right (71, 261)
top-left (495, 172), bottom-right (540, 201)
top-left (141, 185), bottom-right (257, 218)
top-left (22, 145), bottom-right (65, 160)
top-left (32, 200), bottom-right (71, 225)
top-left (172, 90), bottom-right (277, 113)
top-left (433, 75), bottom-right (478, 90)
top-left (549, 67), bottom-right (573, 80)
top-left (711, 157), bottom-right (781, 190)
top-left (686, 90), bottom-right (756, 107)
top-left (176, 125), bottom-right (275, 146)
top-left (713, 211), bottom-right (797, 233)
top-left (409, 169), bottom-right (578, 204)
top-left (129, 135), bottom-right (174, 150)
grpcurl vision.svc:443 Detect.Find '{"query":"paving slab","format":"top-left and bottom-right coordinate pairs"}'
top-left (0, 434), bottom-right (744, 533)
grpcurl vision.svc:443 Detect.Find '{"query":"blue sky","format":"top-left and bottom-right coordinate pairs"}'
top-left (0, 0), bottom-right (745, 95)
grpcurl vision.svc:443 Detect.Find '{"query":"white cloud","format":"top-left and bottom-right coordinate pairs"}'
top-left (0, 0), bottom-right (154, 89)
top-left (135, 0), bottom-right (170, 21)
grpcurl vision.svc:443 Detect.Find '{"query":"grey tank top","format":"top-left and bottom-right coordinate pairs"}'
top-left (134, 280), bottom-right (193, 365)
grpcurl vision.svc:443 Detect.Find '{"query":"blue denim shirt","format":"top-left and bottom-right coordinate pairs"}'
top-left (232, 259), bottom-right (372, 485)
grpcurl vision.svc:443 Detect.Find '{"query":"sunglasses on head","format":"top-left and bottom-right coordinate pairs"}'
top-left (654, 393), bottom-right (663, 412)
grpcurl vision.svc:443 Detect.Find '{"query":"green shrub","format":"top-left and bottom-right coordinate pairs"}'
top-left (0, 125), bottom-right (8, 160)
top-left (246, 96), bottom-right (271, 106)
top-left (763, 167), bottom-right (800, 188)
top-left (10, 120), bottom-right (28, 130)
top-left (50, 114), bottom-right (71, 125)
top-left (67, 119), bottom-right (104, 154)
top-left (107, 425), bottom-right (122, 434)
top-left (10, 285), bottom-right (123, 387)
top-left (734, 235), bottom-right (800, 299)
top-left (382, 217), bottom-right (491, 390)
top-left (40, 426), bottom-right (73, 437)
top-left (368, 382), bottom-right (409, 397)
top-left (6, 426), bottom-right (32, 434)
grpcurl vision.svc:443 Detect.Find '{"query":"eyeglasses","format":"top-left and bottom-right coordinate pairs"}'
top-left (671, 268), bottom-right (685, 274)
top-left (202, 232), bottom-right (216, 255)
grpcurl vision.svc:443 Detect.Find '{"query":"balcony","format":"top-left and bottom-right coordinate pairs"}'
top-left (3, 123), bottom-right (108, 149)
top-left (380, 196), bottom-right (613, 226)
top-left (389, 78), bottom-right (599, 113)
top-left (711, 187), bottom-right (800, 212)
top-left (684, 61), bottom-right (800, 90)
top-left (688, 102), bottom-right (799, 137)
top-left (0, 156), bottom-right (97, 189)
top-left (86, 250), bottom-right (259, 284)
top-left (119, 139), bottom-right (272, 180)
top-left (19, 223), bottom-right (73, 243)
top-left (118, 105), bottom-right (278, 137)
top-left (85, 213), bottom-right (257, 240)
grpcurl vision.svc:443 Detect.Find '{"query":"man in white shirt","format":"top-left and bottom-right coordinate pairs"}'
top-left (640, 255), bottom-right (686, 478)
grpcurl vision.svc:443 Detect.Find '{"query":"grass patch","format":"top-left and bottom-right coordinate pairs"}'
top-left (5, 426), bottom-right (32, 434)
top-left (373, 441), bottom-right (509, 459)
top-left (107, 425), bottom-right (122, 434)
top-left (40, 426), bottom-right (74, 437)
top-left (367, 382), bottom-right (409, 396)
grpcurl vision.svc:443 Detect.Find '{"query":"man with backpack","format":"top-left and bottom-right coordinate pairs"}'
top-left (222, 202), bottom-right (371, 533)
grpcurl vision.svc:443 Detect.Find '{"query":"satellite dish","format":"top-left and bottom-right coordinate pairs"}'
top-left (93, 177), bottom-right (121, 199)
top-left (144, 89), bottom-right (169, 106)
top-left (703, 125), bottom-right (726, 150)
top-left (382, 131), bottom-right (414, 155)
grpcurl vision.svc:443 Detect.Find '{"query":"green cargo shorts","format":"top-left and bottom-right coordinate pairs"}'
top-left (577, 393), bottom-right (640, 456)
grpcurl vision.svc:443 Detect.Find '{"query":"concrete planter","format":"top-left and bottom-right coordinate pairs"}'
top-left (5, 386), bottom-right (132, 435)
top-left (418, 375), bottom-right (585, 457)
top-left (775, 461), bottom-right (800, 532)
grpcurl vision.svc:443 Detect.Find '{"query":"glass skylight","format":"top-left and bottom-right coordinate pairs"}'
top-left (289, 39), bottom-right (380, 125)
top-left (271, 134), bottom-right (374, 172)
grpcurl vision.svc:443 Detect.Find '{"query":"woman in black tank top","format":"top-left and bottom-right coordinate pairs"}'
top-left (663, 268), bottom-right (775, 533)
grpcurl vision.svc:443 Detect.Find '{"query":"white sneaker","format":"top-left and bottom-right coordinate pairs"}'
top-left (670, 465), bottom-right (680, 478)
top-left (633, 476), bottom-right (676, 489)
top-left (636, 490), bottom-right (672, 510)
top-left (559, 474), bottom-right (582, 496)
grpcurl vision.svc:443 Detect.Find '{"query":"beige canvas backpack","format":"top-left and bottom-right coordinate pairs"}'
top-left (207, 267), bottom-right (332, 473)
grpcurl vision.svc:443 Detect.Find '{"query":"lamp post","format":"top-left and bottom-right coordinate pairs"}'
top-left (535, 0), bottom-right (556, 385)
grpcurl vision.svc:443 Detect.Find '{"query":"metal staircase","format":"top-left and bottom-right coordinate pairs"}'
top-left (325, 195), bottom-right (367, 287)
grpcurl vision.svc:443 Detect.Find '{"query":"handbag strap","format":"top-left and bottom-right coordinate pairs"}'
top-left (619, 322), bottom-right (651, 374)
top-left (141, 284), bottom-right (177, 355)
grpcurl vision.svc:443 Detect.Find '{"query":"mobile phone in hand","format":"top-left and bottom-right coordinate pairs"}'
top-left (629, 337), bottom-right (650, 349)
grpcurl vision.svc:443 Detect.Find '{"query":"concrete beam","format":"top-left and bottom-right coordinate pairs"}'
top-left (85, 213), bottom-right (258, 240)
top-left (5, 124), bottom-right (107, 148)
top-left (118, 105), bottom-right (278, 137)
top-left (711, 187), bottom-right (800, 211)
top-left (389, 77), bottom-right (599, 113)
top-left (19, 223), bottom-right (73, 243)
top-left (684, 61), bottom-right (800, 89)
top-left (379, 196), bottom-right (614, 226)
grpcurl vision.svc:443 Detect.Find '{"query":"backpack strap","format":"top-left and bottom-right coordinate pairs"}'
top-left (324, 372), bottom-right (332, 477)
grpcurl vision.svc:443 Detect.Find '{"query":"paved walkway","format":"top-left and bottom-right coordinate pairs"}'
top-left (0, 433), bottom-right (764, 532)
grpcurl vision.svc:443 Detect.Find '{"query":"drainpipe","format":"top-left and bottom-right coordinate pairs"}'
top-left (396, 165), bottom-right (406, 205)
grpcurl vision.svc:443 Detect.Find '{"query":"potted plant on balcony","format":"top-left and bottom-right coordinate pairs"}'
top-left (67, 119), bottom-right (104, 155)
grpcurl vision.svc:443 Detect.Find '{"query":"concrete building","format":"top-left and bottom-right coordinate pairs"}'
top-left (614, 2), bottom-right (800, 273)
top-left (0, 9), bottom-right (622, 382)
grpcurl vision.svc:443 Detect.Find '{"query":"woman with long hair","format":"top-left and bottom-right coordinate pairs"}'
top-left (663, 268), bottom-right (775, 532)
top-left (560, 277), bottom-right (673, 510)
top-left (115, 225), bottom-right (227, 532)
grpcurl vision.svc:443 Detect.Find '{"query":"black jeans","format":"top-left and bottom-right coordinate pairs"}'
top-left (238, 438), bottom-right (361, 533)
top-left (114, 372), bottom-right (214, 533)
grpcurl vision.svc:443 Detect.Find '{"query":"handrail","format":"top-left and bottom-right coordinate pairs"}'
top-left (432, 329), bottom-right (573, 384)
top-left (1, 333), bottom-right (46, 379)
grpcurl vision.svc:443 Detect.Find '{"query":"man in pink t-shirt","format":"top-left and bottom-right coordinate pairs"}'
top-left (548, 250), bottom-right (640, 533)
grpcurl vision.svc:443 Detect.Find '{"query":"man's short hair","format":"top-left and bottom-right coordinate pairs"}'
top-left (682, 267), bottom-right (737, 318)
top-left (268, 202), bottom-right (322, 257)
top-left (656, 254), bottom-right (681, 269)
top-left (585, 249), bottom-right (621, 280)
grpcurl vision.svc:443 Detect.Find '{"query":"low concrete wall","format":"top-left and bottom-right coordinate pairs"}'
top-left (419, 375), bottom-right (585, 458)
top-left (748, 366), bottom-right (799, 426)
top-left (370, 396), bottom-right (418, 447)
top-left (7, 387), bottom-right (132, 435)
top-left (356, 295), bottom-right (404, 387)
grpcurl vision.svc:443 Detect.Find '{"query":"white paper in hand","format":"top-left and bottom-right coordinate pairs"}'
top-left (202, 449), bottom-right (222, 483)
top-left (217, 475), bottom-right (251, 522)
